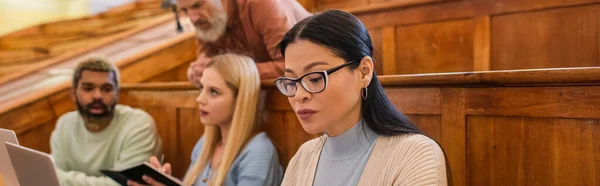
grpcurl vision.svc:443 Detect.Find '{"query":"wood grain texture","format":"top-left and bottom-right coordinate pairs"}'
top-left (0, 13), bottom-right (175, 85)
top-left (467, 116), bottom-right (599, 186)
top-left (473, 16), bottom-right (490, 71)
top-left (395, 19), bottom-right (474, 74)
top-left (7, 64), bottom-right (600, 185)
top-left (317, 0), bottom-right (368, 10)
top-left (119, 34), bottom-right (197, 83)
top-left (176, 108), bottom-right (204, 179)
top-left (465, 86), bottom-right (600, 119)
top-left (441, 88), bottom-right (466, 186)
top-left (344, 0), bottom-right (441, 15)
top-left (16, 119), bottom-right (57, 154)
top-left (405, 114), bottom-right (442, 142)
top-left (381, 26), bottom-right (397, 75)
top-left (369, 28), bottom-right (384, 75)
top-left (145, 62), bottom-right (192, 83)
top-left (385, 88), bottom-right (442, 114)
top-left (0, 99), bottom-right (55, 134)
top-left (142, 106), bottom-right (181, 178)
top-left (297, 0), bottom-right (316, 12)
top-left (376, 67), bottom-right (600, 87)
top-left (355, 0), bottom-right (599, 29)
top-left (491, 4), bottom-right (600, 70)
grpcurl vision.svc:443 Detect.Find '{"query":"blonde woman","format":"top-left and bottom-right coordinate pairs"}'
top-left (129, 53), bottom-right (283, 186)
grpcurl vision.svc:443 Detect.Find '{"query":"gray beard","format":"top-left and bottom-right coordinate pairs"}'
top-left (195, 11), bottom-right (228, 43)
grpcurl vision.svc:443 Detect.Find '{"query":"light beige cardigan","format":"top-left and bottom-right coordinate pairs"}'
top-left (281, 134), bottom-right (447, 186)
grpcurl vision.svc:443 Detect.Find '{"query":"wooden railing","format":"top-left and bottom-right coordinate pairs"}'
top-left (3, 67), bottom-right (599, 183)
top-left (115, 67), bottom-right (599, 184)
top-left (0, 0), bottom-right (170, 78)
top-left (300, 0), bottom-right (600, 75)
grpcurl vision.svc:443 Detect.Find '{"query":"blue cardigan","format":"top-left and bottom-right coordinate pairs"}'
top-left (188, 132), bottom-right (283, 186)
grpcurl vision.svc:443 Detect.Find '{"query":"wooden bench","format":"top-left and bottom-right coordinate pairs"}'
top-left (0, 0), bottom-right (171, 77)
top-left (300, 0), bottom-right (600, 75)
top-left (115, 67), bottom-right (600, 184)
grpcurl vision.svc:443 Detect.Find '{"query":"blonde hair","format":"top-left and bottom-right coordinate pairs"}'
top-left (182, 53), bottom-right (261, 186)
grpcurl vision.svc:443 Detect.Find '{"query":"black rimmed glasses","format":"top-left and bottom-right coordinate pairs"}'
top-left (274, 60), bottom-right (358, 97)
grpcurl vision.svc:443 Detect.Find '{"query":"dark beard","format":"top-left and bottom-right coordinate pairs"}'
top-left (76, 98), bottom-right (116, 120)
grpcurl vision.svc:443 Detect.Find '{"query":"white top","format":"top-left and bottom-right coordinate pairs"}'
top-left (50, 104), bottom-right (162, 186)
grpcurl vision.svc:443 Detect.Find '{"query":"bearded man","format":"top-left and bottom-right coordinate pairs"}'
top-left (50, 57), bottom-right (162, 185)
top-left (179, 0), bottom-right (311, 84)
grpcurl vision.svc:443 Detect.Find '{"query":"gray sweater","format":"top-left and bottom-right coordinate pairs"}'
top-left (313, 119), bottom-right (378, 186)
top-left (189, 132), bottom-right (283, 186)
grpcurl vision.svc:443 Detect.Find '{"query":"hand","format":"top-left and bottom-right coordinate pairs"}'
top-left (148, 156), bottom-right (172, 175)
top-left (127, 176), bottom-right (165, 186)
top-left (126, 156), bottom-right (172, 186)
top-left (187, 53), bottom-right (211, 87)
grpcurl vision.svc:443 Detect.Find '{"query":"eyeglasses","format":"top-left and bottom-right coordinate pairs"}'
top-left (273, 60), bottom-right (358, 97)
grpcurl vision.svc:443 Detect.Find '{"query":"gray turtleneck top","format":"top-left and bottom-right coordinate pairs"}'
top-left (313, 119), bottom-right (379, 186)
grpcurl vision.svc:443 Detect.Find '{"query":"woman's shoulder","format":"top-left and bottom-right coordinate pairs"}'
top-left (287, 136), bottom-right (324, 163)
top-left (379, 134), bottom-right (446, 177)
top-left (190, 136), bottom-right (205, 161)
top-left (383, 133), bottom-right (442, 153)
top-left (296, 136), bottom-right (324, 154)
top-left (376, 133), bottom-right (446, 167)
top-left (377, 134), bottom-right (447, 184)
top-left (242, 132), bottom-right (277, 154)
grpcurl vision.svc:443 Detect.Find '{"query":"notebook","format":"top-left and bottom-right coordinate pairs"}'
top-left (5, 142), bottom-right (60, 186)
top-left (101, 162), bottom-right (182, 186)
top-left (0, 128), bottom-right (19, 186)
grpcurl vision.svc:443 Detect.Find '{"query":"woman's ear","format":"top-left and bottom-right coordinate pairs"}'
top-left (359, 56), bottom-right (374, 87)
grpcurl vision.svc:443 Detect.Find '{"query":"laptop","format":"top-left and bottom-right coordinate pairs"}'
top-left (0, 128), bottom-right (19, 186)
top-left (5, 142), bottom-right (60, 186)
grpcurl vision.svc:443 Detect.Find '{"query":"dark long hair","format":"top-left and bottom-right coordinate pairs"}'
top-left (277, 10), bottom-right (420, 136)
top-left (277, 10), bottom-right (451, 185)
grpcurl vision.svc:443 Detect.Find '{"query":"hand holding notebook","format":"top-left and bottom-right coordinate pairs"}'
top-left (101, 156), bottom-right (179, 186)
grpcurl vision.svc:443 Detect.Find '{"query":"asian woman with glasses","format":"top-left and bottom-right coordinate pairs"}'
top-left (274, 10), bottom-right (449, 186)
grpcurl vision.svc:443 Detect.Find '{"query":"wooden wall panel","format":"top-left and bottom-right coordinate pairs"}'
top-left (465, 86), bottom-right (600, 119)
top-left (119, 90), bottom-right (198, 109)
top-left (176, 108), bottom-right (204, 179)
top-left (145, 62), bottom-right (191, 83)
top-left (263, 111), bottom-right (290, 167)
top-left (385, 88), bottom-right (441, 114)
top-left (491, 5), bottom-right (600, 70)
top-left (320, 0), bottom-right (600, 75)
top-left (467, 116), bottom-right (599, 186)
top-left (395, 19), bottom-right (474, 74)
top-left (405, 114), bottom-right (441, 142)
top-left (369, 0), bottom-right (441, 4)
top-left (369, 28), bottom-right (384, 75)
top-left (7, 66), bottom-right (600, 185)
top-left (317, 0), bottom-right (368, 10)
top-left (473, 16), bottom-right (490, 71)
top-left (141, 106), bottom-right (182, 178)
top-left (298, 0), bottom-right (316, 12)
top-left (0, 99), bottom-right (55, 134)
top-left (48, 89), bottom-right (76, 117)
top-left (120, 38), bottom-right (198, 83)
top-left (16, 119), bottom-right (57, 153)
top-left (441, 88), bottom-right (467, 186)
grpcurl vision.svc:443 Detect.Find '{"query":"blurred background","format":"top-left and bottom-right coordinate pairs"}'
top-left (0, 0), bottom-right (140, 35)
top-left (1, 1), bottom-right (599, 185)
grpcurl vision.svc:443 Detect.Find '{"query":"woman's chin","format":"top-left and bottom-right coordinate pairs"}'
top-left (200, 119), bottom-right (216, 126)
top-left (300, 123), bottom-right (323, 135)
